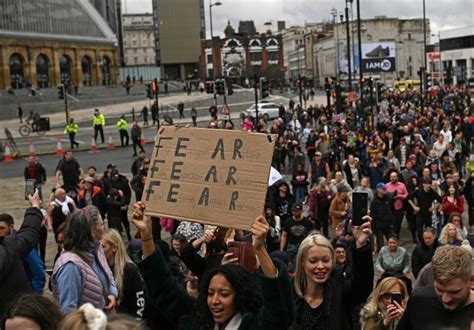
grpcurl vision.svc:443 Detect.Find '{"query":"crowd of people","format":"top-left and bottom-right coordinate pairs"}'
top-left (1, 85), bottom-right (474, 329)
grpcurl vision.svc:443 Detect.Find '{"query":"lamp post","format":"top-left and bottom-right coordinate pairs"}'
top-left (356, 0), bottom-right (363, 102)
top-left (345, 0), bottom-right (352, 91)
top-left (209, 1), bottom-right (222, 80)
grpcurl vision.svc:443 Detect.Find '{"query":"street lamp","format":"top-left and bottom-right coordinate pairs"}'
top-left (209, 1), bottom-right (222, 80)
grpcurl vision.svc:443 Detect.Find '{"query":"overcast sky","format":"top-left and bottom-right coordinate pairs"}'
top-left (123, 0), bottom-right (473, 40)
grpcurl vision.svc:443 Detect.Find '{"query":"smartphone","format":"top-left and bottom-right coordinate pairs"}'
top-left (227, 241), bottom-right (240, 261)
top-left (25, 179), bottom-right (36, 200)
top-left (352, 192), bottom-right (368, 226)
top-left (391, 293), bottom-right (403, 305)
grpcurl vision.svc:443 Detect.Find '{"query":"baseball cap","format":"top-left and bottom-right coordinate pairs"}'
top-left (315, 151), bottom-right (322, 157)
top-left (376, 182), bottom-right (386, 190)
top-left (106, 163), bottom-right (116, 169)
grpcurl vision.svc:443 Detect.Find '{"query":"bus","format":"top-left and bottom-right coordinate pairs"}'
top-left (394, 79), bottom-right (421, 91)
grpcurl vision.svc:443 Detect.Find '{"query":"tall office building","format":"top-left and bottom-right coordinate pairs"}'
top-left (152, 0), bottom-right (203, 80)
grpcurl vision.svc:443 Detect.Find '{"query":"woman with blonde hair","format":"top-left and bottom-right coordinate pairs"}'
top-left (102, 229), bottom-right (145, 319)
top-left (291, 219), bottom-right (374, 329)
top-left (438, 223), bottom-right (463, 246)
top-left (360, 277), bottom-right (408, 329)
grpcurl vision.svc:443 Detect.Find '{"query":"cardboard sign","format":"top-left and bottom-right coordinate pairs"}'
top-left (143, 127), bottom-right (276, 230)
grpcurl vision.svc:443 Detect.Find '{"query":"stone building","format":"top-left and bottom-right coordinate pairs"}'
top-left (122, 14), bottom-right (156, 67)
top-left (312, 16), bottom-right (430, 87)
top-left (200, 34), bottom-right (284, 83)
top-left (0, 0), bottom-right (119, 90)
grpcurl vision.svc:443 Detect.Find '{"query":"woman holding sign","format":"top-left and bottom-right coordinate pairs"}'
top-left (131, 202), bottom-right (295, 329)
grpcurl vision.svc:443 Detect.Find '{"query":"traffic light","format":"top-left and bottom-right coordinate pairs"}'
top-left (260, 77), bottom-right (269, 99)
top-left (215, 79), bottom-right (225, 95)
top-left (205, 81), bottom-right (214, 94)
top-left (57, 85), bottom-right (65, 99)
top-left (146, 84), bottom-right (152, 99)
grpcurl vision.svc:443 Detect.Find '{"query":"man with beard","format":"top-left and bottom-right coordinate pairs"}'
top-left (398, 246), bottom-right (473, 329)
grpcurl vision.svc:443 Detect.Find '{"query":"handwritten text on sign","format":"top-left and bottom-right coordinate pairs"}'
top-left (143, 127), bottom-right (275, 230)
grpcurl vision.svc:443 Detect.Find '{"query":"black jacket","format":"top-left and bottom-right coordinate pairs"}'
top-left (293, 242), bottom-right (374, 330)
top-left (24, 162), bottom-right (47, 184)
top-left (0, 207), bottom-right (42, 322)
top-left (370, 194), bottom-right (394, 229)
top-left (118, 262), bottom-right (146, 319)
top-left (411, 239), bottom-right (440, 278)
top-left (111, 175), bottom-right (132, 205)
top-left (397, 285), bottom-right (474, 330)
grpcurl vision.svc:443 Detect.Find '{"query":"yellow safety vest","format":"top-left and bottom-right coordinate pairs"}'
top-left (117, 118), bottom-right (128, 131)
top-left (92, 113), bottom-right (105, 126)
top-left (64, 123), bottom-right (78, 134)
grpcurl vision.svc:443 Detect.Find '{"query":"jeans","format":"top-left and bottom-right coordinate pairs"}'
top-left (393, 208), bottom-right (404, 236)
top-left (375, 227), bottom-right (391, 252)
top-left (416, 215), bottom-right (432, 242)
top-left (132, 138), bottom-right (145, 155)
top-left (287, 243), bottom-right (299, 273)
top-left (293, 185), bottom-right (306, 204)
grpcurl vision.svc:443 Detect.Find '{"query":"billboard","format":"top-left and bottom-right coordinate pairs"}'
top-left (361, 42), bottom-right (396, 73)
top-left (337, 44), bottom-right (360, 75)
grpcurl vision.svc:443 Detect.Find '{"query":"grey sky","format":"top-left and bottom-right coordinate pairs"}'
top-left (123, 0), bottom-right (473, 39)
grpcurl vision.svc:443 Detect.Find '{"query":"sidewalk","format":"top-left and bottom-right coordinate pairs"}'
top-left (0, 91), bottom-right (217, 139)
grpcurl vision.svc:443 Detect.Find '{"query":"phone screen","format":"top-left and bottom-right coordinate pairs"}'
top-left (25, 179), bottom-right (36, 200)
top-left (352, 192), bottom-right (368, 226)
top-left (391, 293), bottom-right (403, 305)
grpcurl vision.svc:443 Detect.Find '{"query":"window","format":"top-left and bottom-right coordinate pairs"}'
top-left (207, 54), bottom-right (213, 64)
top-left (408, 33), bottom-right (411, 40)
top-left (250, 52), bottom-right (262, 61)
top-left (134, 57), bottom-right (138, 64)
top-left (267, 51), bottom-right (279, 61)
top-left (441, 35), bottom-right (474, 51)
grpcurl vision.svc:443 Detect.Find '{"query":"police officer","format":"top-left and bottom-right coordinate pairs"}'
top-left (64, 118), bottom-right (79, 149)
top-left (117, 115), bottom-right (129, 147)
top-left (92, 108), bottom-right (105, 143)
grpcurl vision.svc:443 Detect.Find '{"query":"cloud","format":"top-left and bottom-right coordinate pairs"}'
top-left (123, 0), bottom-right (473, 38)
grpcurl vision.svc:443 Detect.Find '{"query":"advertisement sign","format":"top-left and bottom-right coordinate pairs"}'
top-left (361, 42), bottom-right (396, 73)
top-left (337, 44), bottom-right (360, 75)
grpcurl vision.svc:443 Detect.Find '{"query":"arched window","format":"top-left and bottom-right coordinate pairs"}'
top-left (101, 56), bottom-right (111, 86)
top-left (81, 56), bottom-right (92, 86)
top-left (36, 54), bottom-right (49, 88)
top-left (9, 53), bottom-right (25, 89)
top-left (60, 55), bottom-right (72, 85)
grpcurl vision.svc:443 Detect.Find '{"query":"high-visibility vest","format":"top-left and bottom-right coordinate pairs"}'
top-left (117, 118), bottom-right (128, 131)
top-left (64, 123), bottom-right (78, 134)
top-left (92, 113), bottom-right (105, 126)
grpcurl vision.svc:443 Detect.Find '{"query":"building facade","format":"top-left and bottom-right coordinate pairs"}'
top-left (0, 0), bottom-right (119, 89)
top-left (152, 0), bottom-right (203, 80)
top-left (200, 35), bottom-right (284, 83)
top-left (282, 23), bottom-right (325, 80)
top-left (312, 17), bottom-right (429, 87)
top-left (122, 14), bottom-right (156, 67)
top-left (439, 26), bottom-right (474, 85)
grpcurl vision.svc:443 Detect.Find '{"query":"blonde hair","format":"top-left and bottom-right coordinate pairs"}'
top-left (293, 234), bottom-right (334, 297)
top-left (360, 277), bottom-right (408, 324)
top-left (103, 229), bottom-right (133, 298)
top-left (432, 246), bottom-right (472, 283)
top-left (316, 177), bottom-right (327, 193)
top-left (438, 223), bottom-right (463, 245)
top-left (58, 307), bottom-right (144, 330)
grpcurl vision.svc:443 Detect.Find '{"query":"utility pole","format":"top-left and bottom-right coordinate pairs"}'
top-left (254, 74), bottom-right (258, 130)
top-left (356, 0), bottom-right (363, 103)
top-left (154, 78), bottom-right (160, 128)
top-left (345, 3), bottom-right (352, 91)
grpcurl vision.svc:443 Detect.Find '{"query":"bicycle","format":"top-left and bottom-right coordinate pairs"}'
top-left (19, 121), bottom-right (46, 137)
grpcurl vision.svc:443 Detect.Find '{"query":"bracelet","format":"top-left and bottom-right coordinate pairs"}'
top-left (141, 236), bottom-right (153, 242)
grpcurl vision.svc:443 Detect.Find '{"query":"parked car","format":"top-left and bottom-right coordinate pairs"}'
top-left (244, 102), bottom-right (281, 120)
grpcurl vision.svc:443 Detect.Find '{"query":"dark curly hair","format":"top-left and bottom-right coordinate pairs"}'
top-left (195, 265), bottom-right (263, 329)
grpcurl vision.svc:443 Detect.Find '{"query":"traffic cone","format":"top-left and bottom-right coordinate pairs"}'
top-left (56, 138), bottom-right (63, 157)
top-left (89, 138), bottom-right (98, 153)
top-left (107, 134), bottom-right (115, 150)
top-left (140, 132), bottom-right (145, 146)
top-left (4, 142), bottom-right (12, 163)
top-left (29, 141), bottom-right (36, 158)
